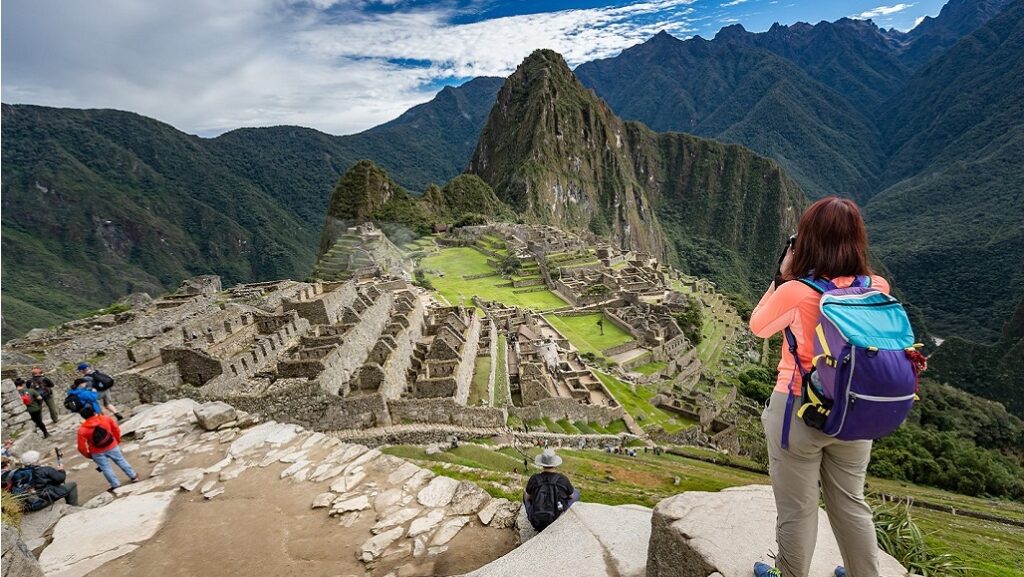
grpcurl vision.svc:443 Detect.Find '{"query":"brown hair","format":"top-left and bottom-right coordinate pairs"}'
top-left (790, 197), bottom-right (870, 280)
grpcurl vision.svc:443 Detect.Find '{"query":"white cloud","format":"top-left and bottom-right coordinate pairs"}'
top-left (1, 0), bottom-right (698, 135)
top-left (912, 15), bottom-right (926, 27)
top-left (852, 3), bottom-right (915, 20)
top-left (722, 0), bottom-right (748, 6)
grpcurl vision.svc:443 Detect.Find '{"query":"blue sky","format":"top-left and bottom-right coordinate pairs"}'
top-left (2, 0), bottom-right (946, 136)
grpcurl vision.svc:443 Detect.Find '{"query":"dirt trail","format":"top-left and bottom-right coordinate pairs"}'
top-left (96, 465), bottom-right (514, 577)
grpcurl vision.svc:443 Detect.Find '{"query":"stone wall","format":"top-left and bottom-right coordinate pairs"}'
top-left (1, 378), bottom-right (32, 438)
top-left (281, 281), bottom-right (357, 326)
top-left (601, 341), bottom-right (641, 358)
top-left (509, 397), bottom-right (624, 426)
top-left (313, 291), bottom-right (394, 395)
top-left (389, 398), bottom-right (506, 428)
top-left (377, 293), bottom-right (426, 399)
top-left (159, 347), bottom-right (224, 386)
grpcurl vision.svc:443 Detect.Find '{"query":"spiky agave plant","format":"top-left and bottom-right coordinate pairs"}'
top-left (873, 498), bottom-right (975, 577)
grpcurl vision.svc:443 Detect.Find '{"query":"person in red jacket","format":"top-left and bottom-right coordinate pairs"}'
top-left (76, 405), bottom-right (139, 491)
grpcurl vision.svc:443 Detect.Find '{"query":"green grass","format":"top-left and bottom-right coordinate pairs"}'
top-left (421, 247), bottom-right (566, 310)
top-left (494, 335), bottom-right (509, 407)
top-left (381, 443), bottom-right (1024, 572)
top-left (468, 356), bottom-right (491, 406)
top-left (596, 372), bottom-right (693, 434)
top-left (632, 361), bottom-right (667, 375)
top-left (913, 507), bottom-right (1024, 577)
top-left (543, 313), bottom-right (634, 357)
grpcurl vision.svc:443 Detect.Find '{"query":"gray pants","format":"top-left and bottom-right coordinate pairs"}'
top-left (761, 392), bottom-right (878, 577)
top-left (43, 395), bottom-right (60, 423)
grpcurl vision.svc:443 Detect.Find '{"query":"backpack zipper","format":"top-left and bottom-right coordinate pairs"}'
top-left (822, 300), bottom-right (898, 308)
top-left (830, 346), bottom-right (856, 437)
top-left (849, 392), bottom-right (916, 403)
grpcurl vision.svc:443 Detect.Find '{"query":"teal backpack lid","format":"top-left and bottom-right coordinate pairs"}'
top-left (820, 291), bottom-right (915, 350)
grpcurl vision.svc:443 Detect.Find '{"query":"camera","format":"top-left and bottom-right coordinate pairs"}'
top-left (775, 234), bottom-right (797, 283)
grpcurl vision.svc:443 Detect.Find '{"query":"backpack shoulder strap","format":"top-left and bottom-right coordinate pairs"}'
top-left (797, 276), bottom-right (830, 294)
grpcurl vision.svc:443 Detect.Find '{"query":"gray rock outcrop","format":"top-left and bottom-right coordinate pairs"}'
top-left (2, 522), bottom-right (46, 577)
top-left (646, 485), bottom-right (908, 577)
top-left (462, 502), bottom-right (652, 577)
top-left (193, 401), bottom-right (236, 431)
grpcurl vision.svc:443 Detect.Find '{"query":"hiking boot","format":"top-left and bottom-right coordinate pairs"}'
top-left (753, 562), bottom-right (781, 577)
top-left (835, 567), bottom-right (847, 577)
top-left (130, 476), bottom-right (140, 483)
top-left (106, 486), bottom-right (119, 494)
top-left (115, 413), bottom-right (124, 422)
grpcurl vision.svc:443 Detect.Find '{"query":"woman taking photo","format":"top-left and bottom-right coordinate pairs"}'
top-left (749, 197), bottom-right (889, 577)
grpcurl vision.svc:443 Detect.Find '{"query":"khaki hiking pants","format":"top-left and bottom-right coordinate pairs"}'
top-left (762, 391), bottom-right (878, 577)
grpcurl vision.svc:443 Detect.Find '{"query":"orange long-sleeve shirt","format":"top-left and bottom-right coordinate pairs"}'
top-left (77, 414), bottom-right (122, 458)
top-left (749, 275), bottom-right (890, 395)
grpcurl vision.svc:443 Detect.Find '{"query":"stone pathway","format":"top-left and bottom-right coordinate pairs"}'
top-left (29, 399), bottom-right (519, 577)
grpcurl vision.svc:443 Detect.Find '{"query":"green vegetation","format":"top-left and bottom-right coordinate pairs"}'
top-left (867, 380), bottom-right (1024, 500)
top-left (595, 372), bottom-right (693, 434)
top-left (543, 313), bottom-right (634, 358)
top-left (468, 356), bottom-right (491, 406)
top-left (1, 490), bottom-right (23, 528)
top-left (927, 300), bottom-right (1024, 417)
top-left (873, 500), bottom-right (971, 577)
top-left (632, 361), bottom-right (667, 376)
top-left (494, 334), bottom-right (509, 407)
top-left (420, 247), bottom-right (566, 309)
top-left (735, 366), bottom-right (775, 405)
top-left (381, 441), bottom-right (1024, 573)
top-left (671, 294), bottom-right (704, 346)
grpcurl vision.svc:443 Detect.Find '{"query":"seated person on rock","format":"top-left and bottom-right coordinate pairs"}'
top-left (524, 448), bottom-right (580, 531)
top-left (1, 450), bottom-right (79, 511)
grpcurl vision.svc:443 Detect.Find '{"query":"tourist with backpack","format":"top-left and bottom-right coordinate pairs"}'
top-left (65, 377), bottom-right (102, 415)
top-left (29, 367), bottom-right (60, 423)
top-left (15, 378), bottom-right (50, 438)
top-left (77, 363), bottom-right (123, 421)
top-left (2, 450), bottom-right (79, 511)
top-left (748, 197), bottom-right (922, 577)
top-left (76, 405), bottom-right (139, 491)
top-left (523, 448), bottom-right (580, 532)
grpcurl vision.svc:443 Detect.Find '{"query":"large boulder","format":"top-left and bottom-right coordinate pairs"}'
top-left (462, 502), bottom-right (652, 577)
top-left (2, 522), bottom-right (46, 577)
top-left (193, 401), bottom-right (236, 431)
top-left (646, 485), bottom-right (908, 577)
top-left (38, 490), bottom-right (177, 577)
top-left (120, 398), bottom-right (200, 435)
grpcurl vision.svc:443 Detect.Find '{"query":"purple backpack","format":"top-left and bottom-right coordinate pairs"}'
top-left (781, 276), bottom-right (920, 448)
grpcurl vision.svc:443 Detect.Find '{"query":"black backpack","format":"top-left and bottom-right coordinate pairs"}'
top-left (5, 467), bottom-right (47, 512)
top-left (64, 393), bottom-right (85, 413)
top-left (528, 476), bottom-right (565, 531)
top-left (91, 423), bottom-right (115, 449)
top-left (91, 371), bottom-right (115, 392)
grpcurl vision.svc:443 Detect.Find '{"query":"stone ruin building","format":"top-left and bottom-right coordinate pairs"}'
top-left (477, 300), bottom-right (625, 428)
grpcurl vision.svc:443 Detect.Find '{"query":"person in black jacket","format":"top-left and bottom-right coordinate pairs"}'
top-left (29, 367), bottom-right (60, 423)
top-left (523, 448), bottom-right (580, 531)
top-left (2, 450), bottom-right (79, 511)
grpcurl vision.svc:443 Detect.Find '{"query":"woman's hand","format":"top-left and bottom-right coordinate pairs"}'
top-left (780, 245), bottom-right (795, 280)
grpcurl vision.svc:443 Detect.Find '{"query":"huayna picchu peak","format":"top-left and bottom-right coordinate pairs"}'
top-left (470, 48), bottom-right (804, 295)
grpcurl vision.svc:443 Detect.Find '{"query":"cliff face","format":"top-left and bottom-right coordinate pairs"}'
top-left (468, 50), bottom-right (667, 257)
top-left (469, 49), bottom-right (804, 294)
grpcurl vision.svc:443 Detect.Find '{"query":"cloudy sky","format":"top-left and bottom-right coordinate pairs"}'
top-left (2, 0), bottom-right (945, 136)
